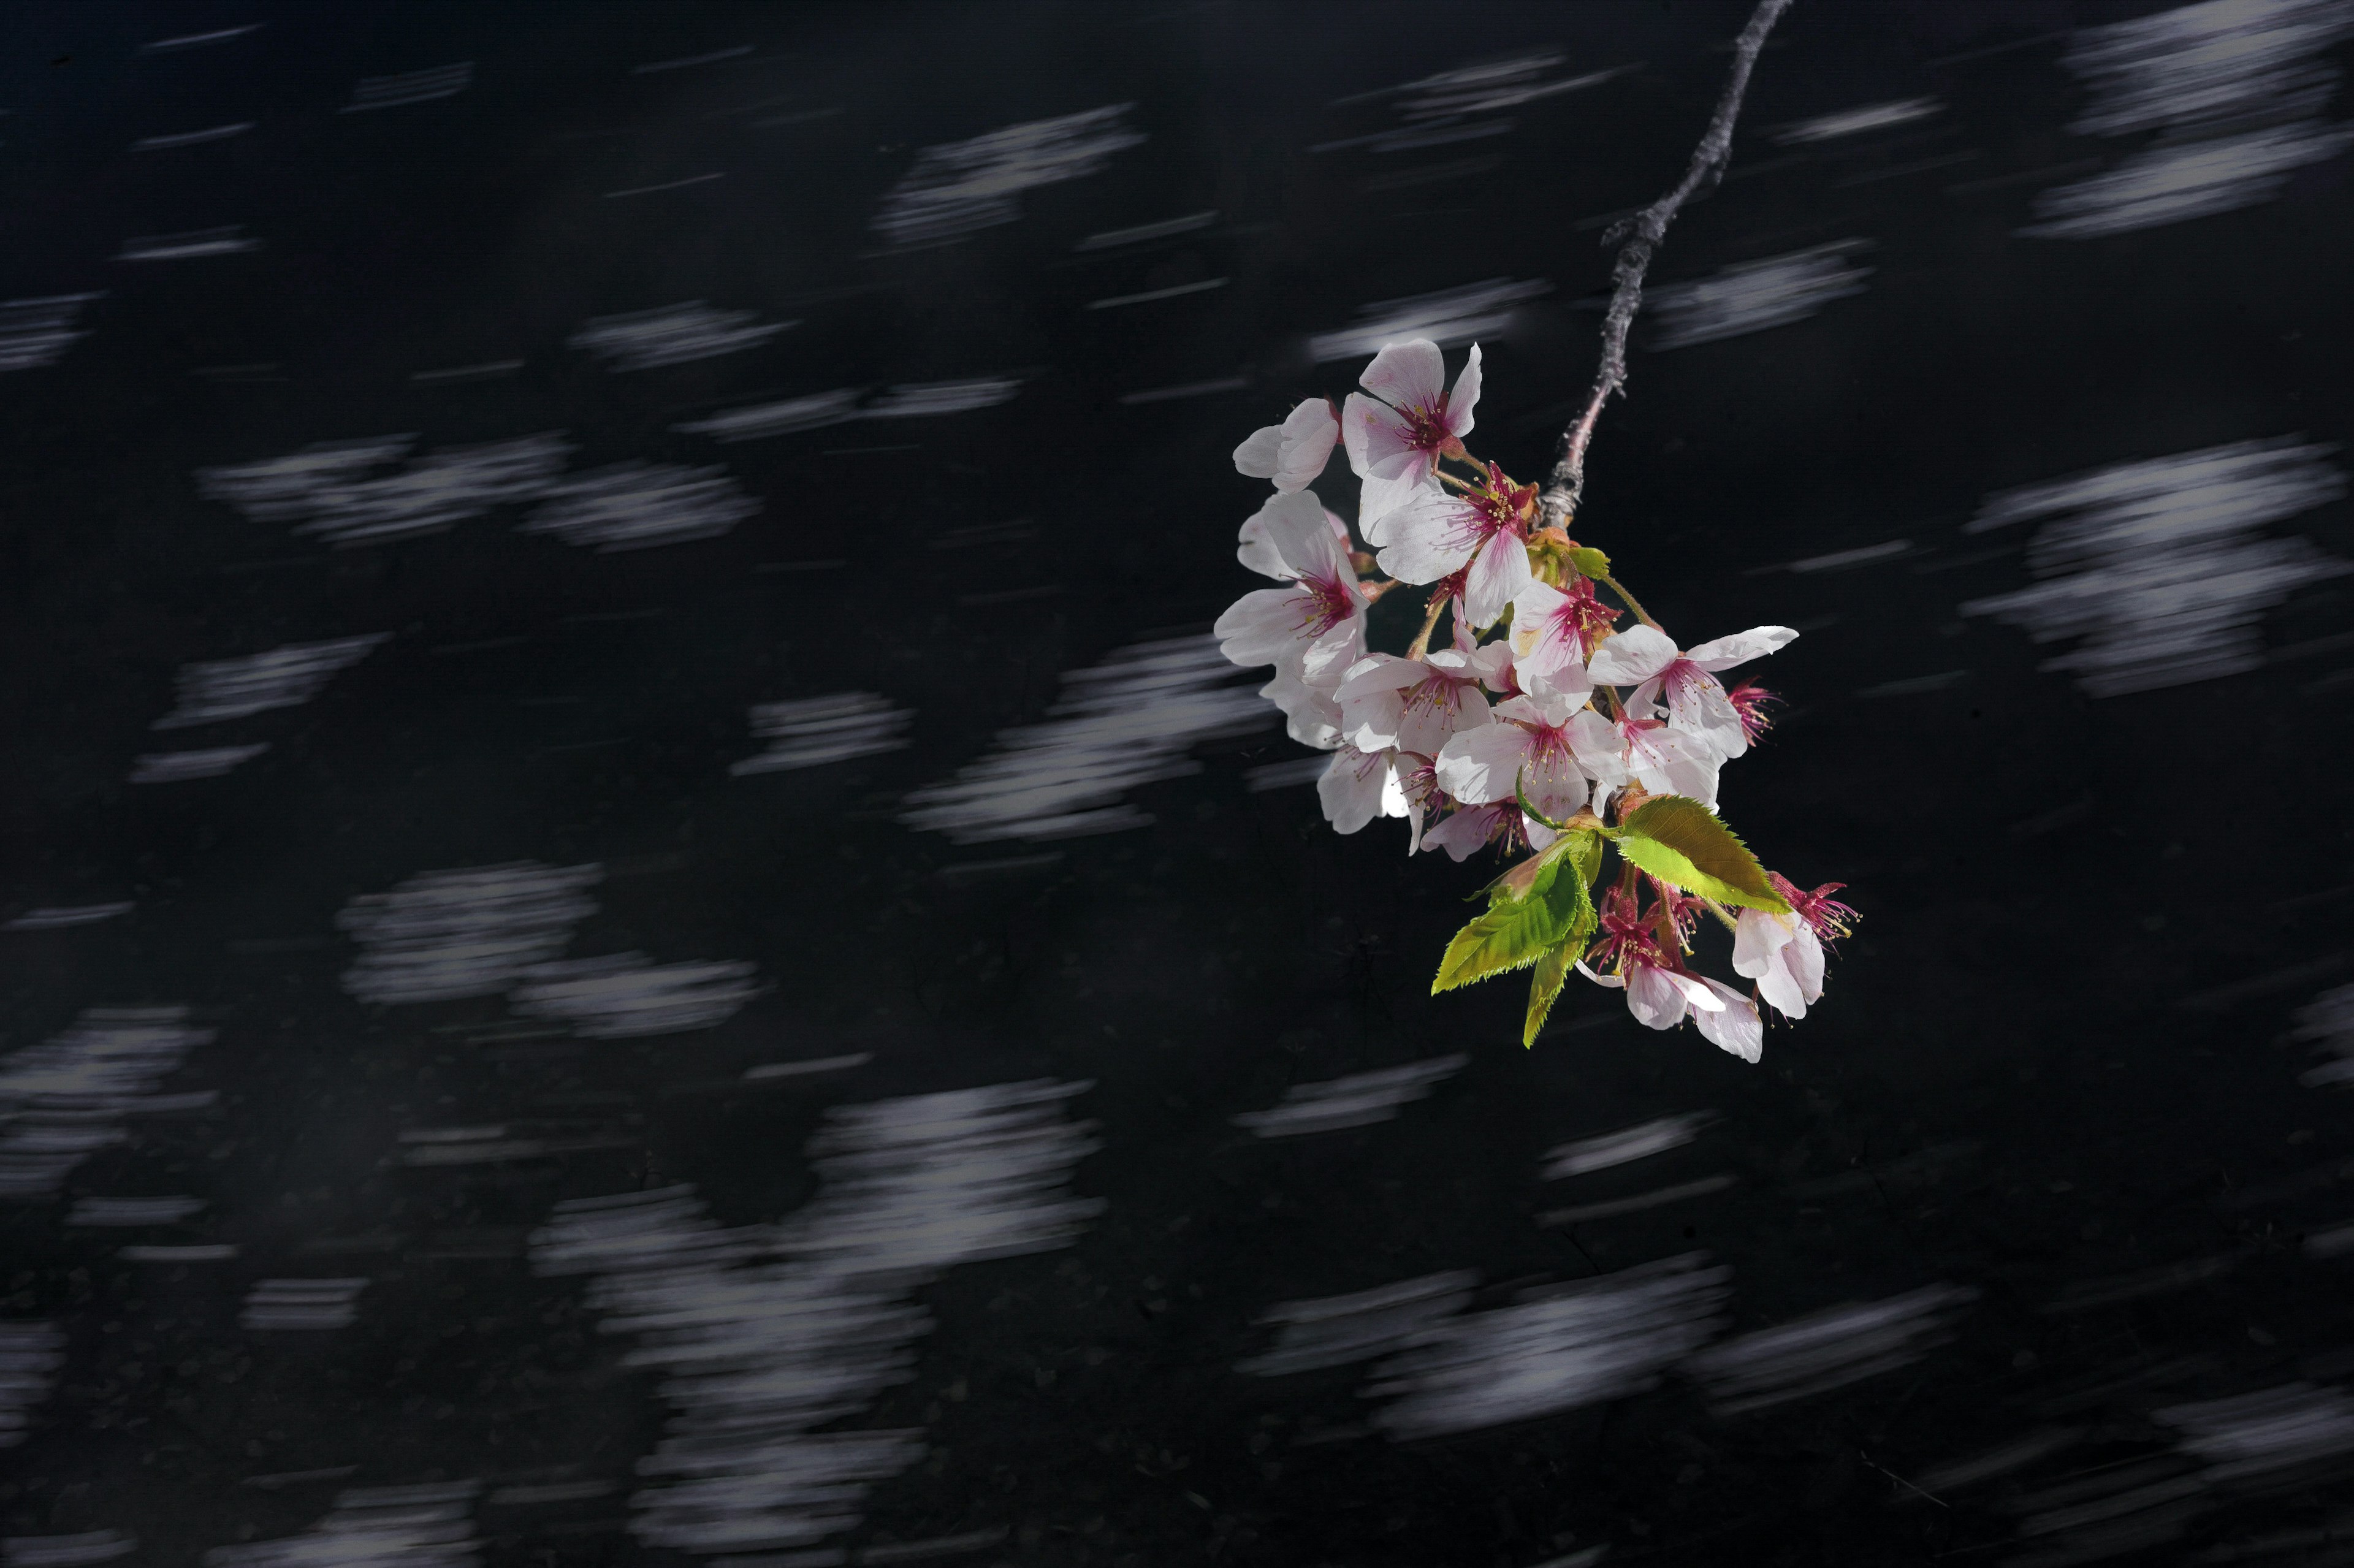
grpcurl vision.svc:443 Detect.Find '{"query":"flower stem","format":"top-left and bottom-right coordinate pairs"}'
top-left (1596, 571), bottom-right (1659, 629)
top-left (1435, 470), bottom-right (1479, 493)
top-left (1405, 588), bottom-right (1449, 661)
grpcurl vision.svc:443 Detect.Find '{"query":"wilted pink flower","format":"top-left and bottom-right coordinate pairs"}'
top-left (1233, 398), bottom-right (1341, 493)
top-left (1579, 885), bottom-right (1727, 1032)
top-left (1342, 338), bottom-right (1481, 531)
top-left (1731, 906), bottom-right (1823, 1021)
top-left (1585, 623), bottom-right (1798, 759)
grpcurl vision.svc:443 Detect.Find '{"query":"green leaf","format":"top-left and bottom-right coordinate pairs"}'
top-left (1613, 796), bottom-right (1790, 913)
top-left (1566, 546), bottom-right (1611, 578)
top-left (1435, 843), bottom-right (1598, 996)
top-left (1523, 940), bottom-right (1580, 1048)
top-left (1565, 827), bottom-right (1606, 891)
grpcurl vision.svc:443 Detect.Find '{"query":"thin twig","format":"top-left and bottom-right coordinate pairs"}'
top-left (1537, 0), bottom-right (1796, 530)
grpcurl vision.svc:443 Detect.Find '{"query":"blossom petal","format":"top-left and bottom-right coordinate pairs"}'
top-left (1359, 338), bottom-right (1445, 413)
top-left (1565, 709), bottom-right (1630, 786)
top-left (1685, 625), bottom-right (1799, 673)
top-left (1692, 979), bottom-right (1763, 1063)
top-left (1445, 342), bottom-right (1482, 436)
top-left (1731, 909), bottom-right (1797, 978)
top-left (1260, 490), bottom-right (1348, 580)
top-left (1213, 588), bottom-right (1307, 668)
top-left (1507, 580), bottom-right (1578, 683)
top-left (1374, 490), bottom-right (1484, 584)
top-left (1420, 803), bottom-right (1504, 861)
top-left (1586, 623), bottom-right (1679, 686)
top-left (1460, 533), bottom-right (1533, 630)
top-left (1358, 467), bottom-right (1432, 542)
top-left (1786, 922), bottom-right (1826, 1004)
top-left (1261, 666), bottom-right (1344, 750)
top-left (1273, 399), bottom-right (1341, 492)
top-left (1318, 747), bottom-right (1397, 834)
top-left (1626, 966), bottom-right (1694, 1030)
top-left (1232, 422), bottom-right (1285, 480)
top-left (1576, 959), bottom-right (1625, 989)
top-left (1756, 950), bottom-right (1808, 1021)
top-left (1393, 677), bottom-right (1491, 761)
top-left (1664, 664), bottom-right (1748, 759)
top-left (1334, 652), bottom-right (1426, 701)
top-left (1434, 721), bottom-right (1533, 805)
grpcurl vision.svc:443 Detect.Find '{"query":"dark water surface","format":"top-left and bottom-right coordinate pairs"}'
top-left (4, 3), bottom-right (2353, 1564)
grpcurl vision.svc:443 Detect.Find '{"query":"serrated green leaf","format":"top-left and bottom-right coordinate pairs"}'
top-left (1523, 939), bottom-right (1580, 1048)
top-left (1567, 546), bottom-right (1611, 578)
top-left (1436, 845), bottom-right (1598, 997)
top-left (1613, 796), bottom-right (1790, 913)
top-left (1566, 828), bottom-right (1605, 891)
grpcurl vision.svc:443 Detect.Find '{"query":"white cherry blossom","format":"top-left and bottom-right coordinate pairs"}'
top-left (1233, 398), bottom-right (1341, 493)
top-left (1341, 338), bottom-right (1481, 531)
top-left (1334, 646), bottom-right (1504, 759)
top-left (1691, 978), bottom-right (1763, 1062)
top-left (1585, 623), bottom-right (1798, 759)
top-left (1579, 960), bottom-right (1729, 1031)
top-left (1732, 907), bottom-right (1824, 1021)
top-left (1216, 491), bottom-right (1369, 688)
top-left (1564, 704), bottom-right (1722, 809)
top-left (1432, 685), bottom-right (1590, 849)
top-left (1507, 578), bottom-right (1613, 691)
top-left (1368, 479), bottom-right (1534, 630)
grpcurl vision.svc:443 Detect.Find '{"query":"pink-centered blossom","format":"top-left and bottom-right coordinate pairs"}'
top-left (1319, 744), bottom-right (1411, 835)
top-left (1578, 885), bottom-right (1729, 1033)
top-left (1418, 799), bottom-right (1523, 861)
top-left (1371, 463), bottom-right (1536, 630)
top-left (1508, 577), bottom-right (1619, 688)
top-left (1334, 645), bottom-right (1506, 759)
top-left (1233, 398), bottom-right (1341, 493)
top-left (1432, 685), bottom-right (1591, 849)
top-left (1585, 623), bottom-right (1799, 759)
top-left (1342, 338), bottom-right (1480, 531)
top-left (1564, 699), bottom-right (1723, 810)
top-left (1216, 491), bottom-right (1369, 688)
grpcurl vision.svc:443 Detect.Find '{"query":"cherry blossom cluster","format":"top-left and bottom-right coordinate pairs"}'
top-left (1216, 339), bottom-right (1852, 1056)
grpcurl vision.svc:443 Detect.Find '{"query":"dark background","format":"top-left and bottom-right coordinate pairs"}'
top-left (4, 2), bottom-right (2352, 1564)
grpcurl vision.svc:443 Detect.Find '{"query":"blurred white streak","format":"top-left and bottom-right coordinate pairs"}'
top-left (509, 954), bottom-right (761, 1038)
top-left (2161, 1382), bottom-right (2354, 1486)
top-left (530, 1079), bottom-right (1097, 1553)
top-left (1232, 1055), bottom-right (1466, 1138)
top-left (132, 122), bottom-right (254, 151)
top-left (859, 1526), bottom-right (1008, 1563)
top-left (142, 25), bottom-right (262, 51)
top-left (1649, 240), bottom-right (1873, 351)
top-left (116, 226), bottom-right (258, 261)
top-left (482, 1481), bottom-right (613, 1505)
top-left (1538, 1175), bottom-right (1737, 1226)
top-left (743, 1053), bottom-right (870, 1083)
top-left (1396, 53), bottom-right (1623, 121)
top-left (1961, 438), bottom-right (2350, 696)
top-left (2026, 0), bottom-right (2354, 238)
top-left (674, 390), bottom-right (862, 442)
top-left (1683, 1284), bottom-right (1977, 1415)
top-left (2295, 982), bottom-right (2354, 1086)
top-left (1365, 1255), bottom-right (1731, 1440)
top-left (0, 1322), bottom-right (64, 1449)
top-left (0, 294), bottom-right (102, 373)
top-left (604, 173), bottom-right (727, 199)
top-left (120, 1243), bottom-right (238, 1262)
top-left (2041, 1254), bottom-right (2236, 1313)
top-left (240, 1277), bottom-right (368, 1331)
top-left (634, 46), bottom-right (752, 74)
top-left (900, 635), bottom-right (1271, 844)
top-left (1243, 755), bottom-right (1330, 791)
top-left (2025, 121), bottom-right (2354, 237)
top-left (1074, 211), bottom-right (1217, 250)
top-left (342, 63), bottom-right (474, 113)
top-left (872, 105), bottom-right (1145, 248)
top-left (154, 633), bottom-right (387, 728)
top-left (408, 360), bottom-right (522, 385)
top-left (1914, 1428), bottom-right (2087, 1496)
top-left (2, 903), bottom-right (131, 932)
top-left (861, 378), bottom-right (1023, 418)
top-left (129, 743), bottom-right (268, 783)
top-left (1086, 278), bottom-right (1228, 310)
top-left (204, 1481), bottom-right (482, 1567)
top-left (520, 462), bottom-right (760, 552)
top-left (1308, 278), bottom-right (1552, 362)
top-left (1541, 1113), bottom-right (1715, 1179)
top-left (1783, 539), bottom-right (1913, 573)
top-left (2, 1532), bottom-right (135, 1567)
top-left (569, 303), bottom-right (791, 371)
top-left (338, 861), bottom-right (601, 1005)
top-left (1774, 96), bottom-right (1943, 144)
top-left (66, 1195), bottom-right (205, 1225)
top-left (0, 1008), bottom-right (211, 1200)
top-left (199, 432), bottom-right (573, 547)
top-left (731, 694), bottom-right (912, 775)
top-left (2304, 1220), bottom-right (2354, 1258)
top-left (1238, 1269), bottom-right (1479, 1376)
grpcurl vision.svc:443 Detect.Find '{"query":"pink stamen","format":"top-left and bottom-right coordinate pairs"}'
top-left (1768, 872), bottom-right (1857, 942)
top-left (1727, 681), bottom-right (1779, 744)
